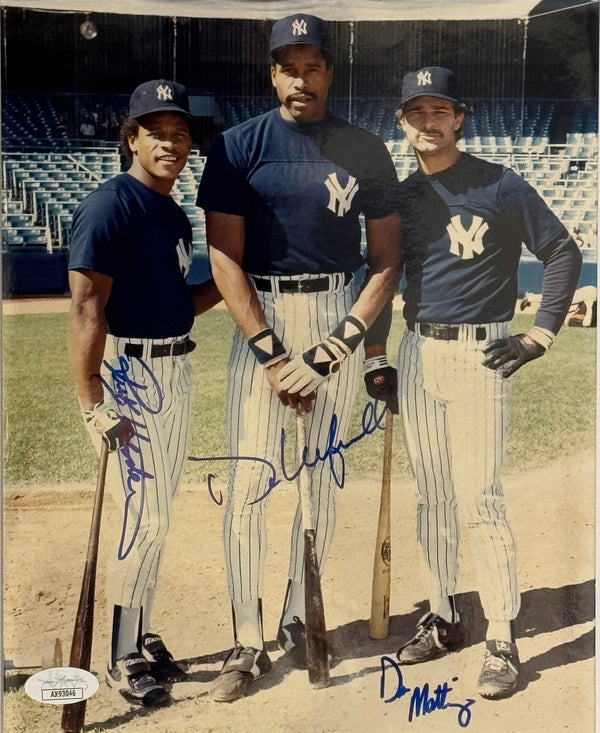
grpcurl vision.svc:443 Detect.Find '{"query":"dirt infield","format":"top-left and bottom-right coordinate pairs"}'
top-left (2, 450), bottom-right (595, 733)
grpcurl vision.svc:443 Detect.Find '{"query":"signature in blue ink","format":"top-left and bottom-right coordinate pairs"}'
top-left (188, 399), bottom-right (387, 506)
top-left (96, 356), bottom-right (162, 559)
top-left (380, 655), bottom-right (475, 728)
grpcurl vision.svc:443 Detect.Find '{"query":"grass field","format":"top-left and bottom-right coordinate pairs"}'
top-left (1, 309), bottom-right (596, 486)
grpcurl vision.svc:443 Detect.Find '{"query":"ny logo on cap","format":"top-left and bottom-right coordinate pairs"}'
top-left (292, 18), bottom-right (308, 36)
top-left (417, 70), bottom-right (432, 86)
top-left (156, 84), bottom-right (174, 101)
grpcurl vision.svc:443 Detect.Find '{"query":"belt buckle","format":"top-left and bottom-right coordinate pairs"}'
top-left (297, 279), bottom-right (310, 294)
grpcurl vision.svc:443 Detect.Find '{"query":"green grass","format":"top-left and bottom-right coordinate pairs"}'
top-left (2, 310), bottom-right (595, 486)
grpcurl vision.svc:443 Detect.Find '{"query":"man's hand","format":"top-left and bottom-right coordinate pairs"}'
top-left (364, 356), bottom-right (399, 413)
top-left (482, 334), bottom-right (546, 378)
top-left (277, 339), bottom-right (347, 397)
top-left (265, 359), bottom-right (315, 413)
top-left (84, 402), bottom-right (135, 451)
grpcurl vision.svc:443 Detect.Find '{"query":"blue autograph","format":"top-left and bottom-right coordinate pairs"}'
top-left (188, 399), bottom-right (387, 506)
top-left (98, 356), bottom-right (163, 559)
top-left (380, 655), bottom-right (475, 728)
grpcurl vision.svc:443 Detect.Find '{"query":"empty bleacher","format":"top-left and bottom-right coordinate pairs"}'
top-left (1, 92), bottom-right (597, 295)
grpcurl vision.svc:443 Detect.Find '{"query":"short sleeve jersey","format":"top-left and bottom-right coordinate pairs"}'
top-left (196, 109), bottom-right (400, 275)
top-left (69, 173), bottom-right (194, 338)
top-left (398, 153), bottom-right (572, 324)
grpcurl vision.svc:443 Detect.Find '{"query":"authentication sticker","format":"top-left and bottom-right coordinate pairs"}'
top-left (24, 667), bottom-right (99, 705)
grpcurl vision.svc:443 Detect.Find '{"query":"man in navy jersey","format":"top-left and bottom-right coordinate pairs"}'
top-left (68, 79), bottom-right (220, 707)
top-left (197, 14), bottom-right (401, 702)
top-left (376, 66), bottom-right (581, 699)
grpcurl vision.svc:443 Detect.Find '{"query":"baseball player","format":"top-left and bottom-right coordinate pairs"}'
top-left (374, 67), bottom-right (581, 699)
top-left (196, 14), bottom-right (402, 702)
top-left (67, 79), bottom-right (221, 707)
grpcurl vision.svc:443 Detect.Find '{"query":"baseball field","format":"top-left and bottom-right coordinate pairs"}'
top-left (2, 300), bottom-right (596, 732)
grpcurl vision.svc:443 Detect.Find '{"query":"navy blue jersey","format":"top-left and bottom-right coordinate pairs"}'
top-left (69, 173), bottom-right (195, 338)
top-left (196, 109), bottom-right (400, 275)
top-left (399, 153), bottom-right (579, 331)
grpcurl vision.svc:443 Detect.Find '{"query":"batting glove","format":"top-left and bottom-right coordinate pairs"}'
top-left (364, 356), bottom-right (399, 414)
top-left (84, 402), bottom-right (135, 451)
top-left (481, 333), bottom-right (546, 378)
top-left (278, 314), bottom-right (367, 397)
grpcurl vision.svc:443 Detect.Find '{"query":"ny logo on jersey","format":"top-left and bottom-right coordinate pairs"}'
top-left (447, 214), bottom-right (488, 259)
top-left (156, 84), bottom-right (174, 102)
top-left (417, 70), bottom-right (432, 86)
top-left (325, 173), bottom-right (359, 217)
top-left (176, 238), bottom-right (192, 277)
top-left (292, 18), bottom-right (308, 36)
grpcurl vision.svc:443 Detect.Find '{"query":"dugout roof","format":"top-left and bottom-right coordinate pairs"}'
top-left (1, 0), bottom-right (594, 20)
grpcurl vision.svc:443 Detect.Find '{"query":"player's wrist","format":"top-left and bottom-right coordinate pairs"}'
top-left (248, 327), bottom-right (288, 366)
top-left (328, 314), bottom-right (368, 356)
top-left (527, 326), bottom-right (555, 351)
top-left (364, 355), bottom-right (390, 373)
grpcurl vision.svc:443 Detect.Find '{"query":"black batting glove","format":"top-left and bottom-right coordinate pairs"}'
top-left (364, 356), bottom-right (399, 414)
top-left (482, 333), bottom-right (546, 379)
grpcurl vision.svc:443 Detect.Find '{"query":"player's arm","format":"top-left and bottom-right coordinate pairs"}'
top-left (68, 268), bottom-right (112, 411)
top-left (206, 210), bottom-right (314, 411)
top-left (68, 268), bottom-right (133, 450)
top-left (278, 212), bottom-right (402, 398)
top-left (190, 278), bottom-right (223, 316)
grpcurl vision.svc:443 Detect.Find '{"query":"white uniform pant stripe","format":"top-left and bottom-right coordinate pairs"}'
top-left (224, 279), bottom-right (361, 604)
top-left (89, 336), bottom-right (192, 609)
top-left (398, 322), bottom-right (520, 622)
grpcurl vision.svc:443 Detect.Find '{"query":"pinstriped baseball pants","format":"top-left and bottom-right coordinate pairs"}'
top-left (397, 322), bottom-right (520, 622)
top-left (224, 274), bottom-right (362, 603)
top-left (87, 335), bottom-right (193, 610)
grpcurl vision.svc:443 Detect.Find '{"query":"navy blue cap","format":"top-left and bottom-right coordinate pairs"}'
top-left (400, 67), bottom-right (461, 106)
top-left (129, 79), bottom-right (191, 119)
top-left (270, 14), bottom-right (330, 57)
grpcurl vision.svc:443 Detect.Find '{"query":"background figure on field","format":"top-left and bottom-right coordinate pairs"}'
top-left (196, 13), bottom-right (401, 703)
top-left (68, 79), bottom-right (221, 708)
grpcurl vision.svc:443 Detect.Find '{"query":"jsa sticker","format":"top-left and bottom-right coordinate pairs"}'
top-left (24, 667), bottom-right (99, 705)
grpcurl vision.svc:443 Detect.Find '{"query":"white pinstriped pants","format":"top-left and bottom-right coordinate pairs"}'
top-left (86, 335), bottom-right (193, 609)
top-left (397, 322), bottom-right (520, 622)
top-left (224, 274), bottom-right (362, 603)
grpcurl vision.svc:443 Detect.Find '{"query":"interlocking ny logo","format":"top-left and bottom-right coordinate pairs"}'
top-left (176, 238), bottom-right (192, 277)
top-left (292, 18), bottom-right (308, 36)
top-left (325, 173), bottom-right (359, 217)
top-left (447, 214), bottom-right (488, 259)
top-left (417, 70), bottom-right (432, 86)
top-left (156, 84), bottom-right (173, 101)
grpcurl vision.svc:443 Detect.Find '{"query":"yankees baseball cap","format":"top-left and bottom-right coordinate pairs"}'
top-left (129, 79), bottom-right (191, 119)
top-left (270, 14), bottom-right (330, 57)
top-left (400, 66), bottom-right (461, 106)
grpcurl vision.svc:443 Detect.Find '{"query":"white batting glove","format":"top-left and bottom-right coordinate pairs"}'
top-left (278, 339), bottom-right (348, 396)
top-left (83, 402), bottom-right (135, 452)
top-left (278, 314), bottom-right (367, 397)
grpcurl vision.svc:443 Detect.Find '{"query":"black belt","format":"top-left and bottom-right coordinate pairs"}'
top-left (407, 322), bottom-right (487, 341)
top-left (124, 338), bottom-right (196, 358)
top-left (253, 272), bottom-right (353, 294)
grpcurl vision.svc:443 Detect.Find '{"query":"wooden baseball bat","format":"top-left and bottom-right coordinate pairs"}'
top-left (296, 409), bottom-right (330, 689)
top-left (61, 440), bottom-right (109, 733)
top-left (369, 409), bottom-right (393, 639)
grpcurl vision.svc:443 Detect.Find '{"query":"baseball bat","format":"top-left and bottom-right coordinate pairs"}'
top-left (61, 440), bottom-right (109, 733)
top-left (296, 409), bottom-right (330, 689)
top-left (369, 409), bottom-right (393, 639)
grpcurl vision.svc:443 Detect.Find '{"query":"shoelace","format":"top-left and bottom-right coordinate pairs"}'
top-left (414, 618), bottom-right (436, 640)
top-left (484, 651), bottom-right (507, 672)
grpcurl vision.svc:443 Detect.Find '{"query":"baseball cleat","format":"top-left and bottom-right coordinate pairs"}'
top-left (277, 615), bottom-right (308, 668)
top-left (397, 612), bottom-right (464, 664)
top-left (105, 652), bottom-right (172, 706)
top-left (210, 643), bottom-right (272, 702)
top-left (477, 640), bottom-right (520, 699)
top-left (141, 632), bottom-right (188, 683)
